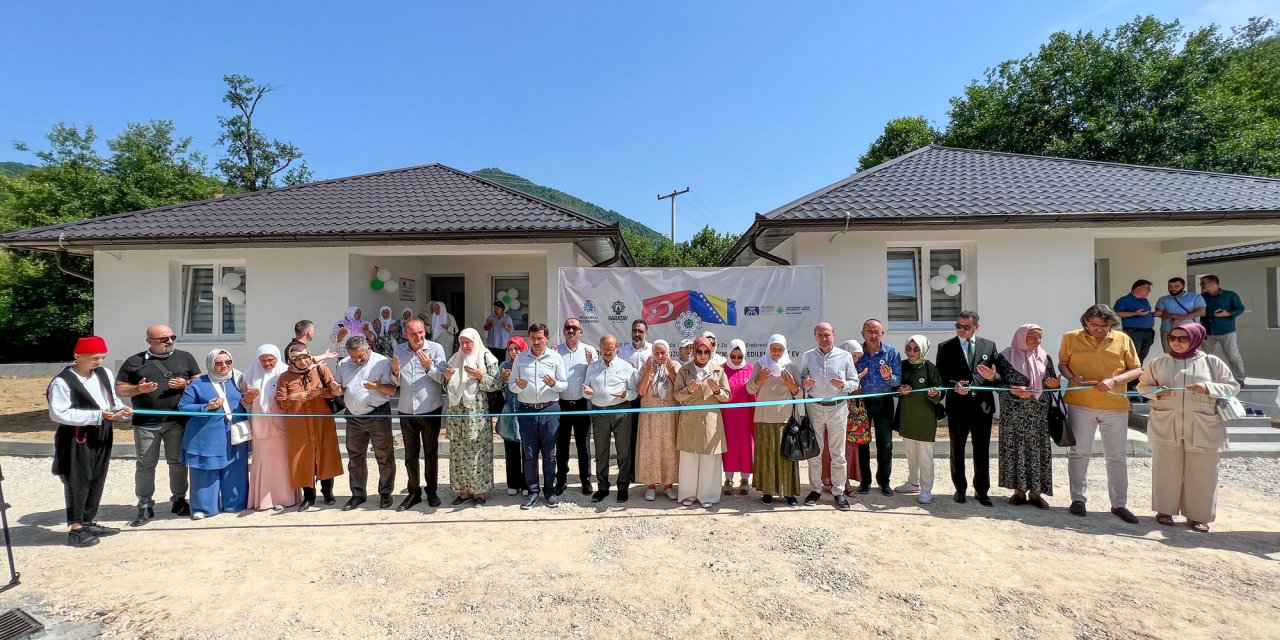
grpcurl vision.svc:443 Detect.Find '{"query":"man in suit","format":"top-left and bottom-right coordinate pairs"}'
top-left (935, 310), bottom-right (1000, 506)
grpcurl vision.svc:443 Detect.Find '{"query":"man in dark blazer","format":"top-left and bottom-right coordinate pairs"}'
top-left (935, 310), bottom-right (1000, 506)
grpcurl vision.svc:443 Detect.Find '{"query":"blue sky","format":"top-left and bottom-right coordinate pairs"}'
top-left (2, 1), bottom-right (1270, 240)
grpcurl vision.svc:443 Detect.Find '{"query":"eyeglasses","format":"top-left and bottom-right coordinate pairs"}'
top-left (694, 349), bottom-right (712, 355)
top-left (148, 336), bottom-right (177, 342)
top-left (1085, 321), bottom-right (1111, 330)
top-left (1168, 335), bottom-right (1192, 343)
top-left (954, 324), bottom-right (974, 330)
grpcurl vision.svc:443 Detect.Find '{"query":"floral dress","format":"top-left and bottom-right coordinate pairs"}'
top-left (993, 354), bottom-right (1057, 495)
top-left (446, 351), bottom-right (503, 494)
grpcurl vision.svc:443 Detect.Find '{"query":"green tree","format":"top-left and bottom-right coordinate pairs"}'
top-left (0, 122), bottom-right (223, 361)
top-left (215, 74), bottom-right (312, 191)
top-left (624, 225), bottom-right (740, 268)
top-left (858, 116), bottom-right (941, 170)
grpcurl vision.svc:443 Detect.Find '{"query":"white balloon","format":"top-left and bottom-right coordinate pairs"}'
top-left (943, 283), bottom-right (961, 297)
top-left (225, 289), bottom-right (247, 305)
top-left (376, 268), bottom-right (392, 282)
top-left (929, 275), bottom-right (947, 291)
top-left (222, 272), bottom-right (242, 289)
top-left (937, 264), bottom-right (955, 276)
top-left (506, 288), bottom-right (519, 298)
top-left (952, 271), bottom-right (967, 285)
top-left (384, 280), bottom-right (399, 293)
top-left (211, 283), bottom-right (230, 297)
top-left (509, 300), bottom-right (521, 310)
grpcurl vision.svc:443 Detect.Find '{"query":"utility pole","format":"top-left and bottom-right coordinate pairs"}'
top-left (657, 187), bottom-right (690, 244)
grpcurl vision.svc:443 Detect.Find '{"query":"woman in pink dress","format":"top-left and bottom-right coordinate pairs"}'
top-left (721, 339), bottom-right (756, 496)
top-left (242, 344), bottom-right (299, 510)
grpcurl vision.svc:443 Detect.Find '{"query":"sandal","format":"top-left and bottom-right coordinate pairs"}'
top-left (1156, 514), bottom-right (1175, 526)
top-left (738, 479), bottom-right (750, 496)
top-left (1190, 521), bottom-right (1210, 533)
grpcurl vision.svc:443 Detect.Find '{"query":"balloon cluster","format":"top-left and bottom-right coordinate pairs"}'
top-left (211, 272), bottom-right (247, 305)
top-left (371, 267), bottom-right (400, 293)
top-left (499, 287), bottom-right (522, 311)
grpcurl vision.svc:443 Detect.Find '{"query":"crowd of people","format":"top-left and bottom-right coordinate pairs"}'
top-left (46, 295), bottom-right (1243, 548)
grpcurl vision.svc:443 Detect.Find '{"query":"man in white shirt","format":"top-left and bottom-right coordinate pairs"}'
top-left (509, 323), bottom-right (569, 509)
top-left (617, 319), bottom-right (652, 485)
top-left (334, 336), bottom-right (398, 511)
top-left (390, 319), bottom-right (448, 511)
top-left (798, 322), bottom-right (860, 511)
top-left (555, 318), bottom-right (597, 496)
top-left (583, 335), bottom-right (638, 504)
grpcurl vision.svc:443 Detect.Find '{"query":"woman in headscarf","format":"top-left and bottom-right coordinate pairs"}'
top-left (1137, 322), bottom-right (1239, 532)
top-left (242, 344), bottom-right (298, 511)
top-left (372, 306), bottom-right (400, 358)
top-left (635, 340), bottom-right (680, 501)
top-left (444, 327), bottom-right (503, 506)
top-left (824, 339), bottom-right (866, 495)
top-left (991, 324), bottom-right (1061, 509)
top-left (497, 336), bottom-right (530, 497)
top-left (397, 308), bottom-right (416, 344)
top-left (894, 335), bottom-right (944, 504)
top-left (747, 334), bottom-right (802, 506)
top-left (674, 336), bottom-right (731, 507)
top-left (276, 344), bottom-right (344, 511)
top-left (178, 349), bottom-right (250, 518)
top-left (720, 338), bottom-right (756, 496)
top-left (421, 301), bottom-right (460, 356)
top-left (331, 306), bottom-right (374, 357)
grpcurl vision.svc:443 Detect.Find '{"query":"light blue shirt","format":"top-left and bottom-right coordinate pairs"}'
top-left (1154, 292), bottom-right (1205, 332)
top-left (484, 313), bottom-right (515, 349)
top-left (556, 342), bottom-right (597, 401)
top-left (334, 352), bottom-right (395, 415)
top-left (583, 356), bottom-right (638, 407)
top-left (393, 340), bottom-right (447, 414)
top-left (798, 346), bottom-right (860, 399)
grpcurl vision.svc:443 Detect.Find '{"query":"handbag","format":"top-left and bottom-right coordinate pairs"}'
top-left (316, 366), bottom-right (346, 414)
top-left (846, 398), bottom-right (871, 445)
top-left (1216, 397), bottom-right (1246, 420)
top-left (781, 398), bottom-right (822, 461)
top-left (229, 419), bottom-right (252, 445)
top-left (1047, 391), bottom-right (1074, 448)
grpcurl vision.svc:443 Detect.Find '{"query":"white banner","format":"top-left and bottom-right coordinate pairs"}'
top-left (557, 266), bottom-right (823, 360)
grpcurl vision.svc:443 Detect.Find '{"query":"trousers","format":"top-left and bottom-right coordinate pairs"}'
top-left (591, 408), bottom-right (632, 490)
top-left (1203, 333), bottom-right (1246, 382)
top-left (556, 398), bottom-right (591, 490)
top-left (805, 402), bottom-right (850, 491)
top-left (400, 409), bottom-right (442, 494)
top-left (133, 420), bottom-right (189, 507)
top-left (1066, 405), bottom-right (1129, 509)
top-left (517, 403), bottom-right (559, 495)
top-left (346, 411), bottom-right (396, 498)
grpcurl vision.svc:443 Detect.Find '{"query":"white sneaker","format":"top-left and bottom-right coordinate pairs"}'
top-left (665, 487), bottom-right (678, 500)
top-left (272, 505), bottom-right (285, 512)
top-left (644, 488), bottom-right (657, 501)
top-left (894, 482), bottom-right (921, 495)
top-left (917, 491), bottom-right (933, 504)
top-left (192, 512), bottom-right (206, 520)
top-left (506, 488), bottom-right (518, 496)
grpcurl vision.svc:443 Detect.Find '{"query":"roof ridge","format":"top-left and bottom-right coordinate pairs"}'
top-left (448, 166), bottom-right (615, 229)
top-left (933, 146), bottom-right (1280, 184)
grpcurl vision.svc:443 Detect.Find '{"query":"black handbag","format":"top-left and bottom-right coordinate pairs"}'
top-left (781, 402), bottom-right (821, 462)
top-left (1047, 392), bottom-right (1073, 447)
top-left (316, 366), bottom-right (346, 415)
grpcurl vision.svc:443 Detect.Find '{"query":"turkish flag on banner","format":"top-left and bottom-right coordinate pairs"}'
top-left (642, 291), bottom-right (692, 325)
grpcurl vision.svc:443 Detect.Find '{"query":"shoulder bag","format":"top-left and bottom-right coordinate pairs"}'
top-left (781, 394), bottom-right (821, 461)
top-left (316, 366), bottom-right (346, 415)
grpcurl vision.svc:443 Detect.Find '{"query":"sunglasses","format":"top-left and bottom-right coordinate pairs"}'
top-left (694, 349), bottom-right (712, 355)
top-left (213, 359), bottom-right (233, 367)
top-left (905, 346), bottom-right (921, 352)
top-left (148, 336), bottom-right (177, 342)
top-left (1168, 335), bottom-right (1192, 343)
top-left (954, 324), bottom-right (973, 330)
top-left (563, 326), bottom-right (581, 332)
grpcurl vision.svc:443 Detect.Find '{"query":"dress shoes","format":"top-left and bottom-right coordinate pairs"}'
top-left (591, 488), bottom-right (611, 503)
top-left (397, 492), bottom-right (422, 512)
top-left (171, 498), bottom-right (191, 517)
top-left (803, 491), bottom-right (821, 506)
top-left (1111, 507), bottom-right (1139, 524)
top-left (857, 484), bottom-right (871, 495)
top-left (617, 488), bottom-right (629, 503)
top-left (834, 495), bottom-right (851, 511)
top-left (520, 493), bottom-right (541, 510)
top-left (426, 492), bottom-right (442, 508)
top-left (582, 481), bottom-right (593, 495)
top-left (880, 486), bottom-right (894, 497)
top-left (342, 496), bottom-right (366, 511)
top-left (128, 507), bottom-right (152, 528)
top-left (379, 493), bottom-right (393, 509)
top-left (297, 497), bottom-right (316, 512)
top-left (66, 529), bottom-right (99, 548)
top-left (83, 521), bottom-right (119, 536)
top-left (953, 491), bottom-right (967, 504)
top-left (1069, 500), bottom-right (1087, 517)
top-left (977, 495), bottom-right (993, 507)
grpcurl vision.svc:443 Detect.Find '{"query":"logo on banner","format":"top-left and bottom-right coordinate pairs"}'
top-left (642, 290), bottom-right (736, 327)
top-left (579, 299), bottom-right (600, 324)
top-left (608, 300), bottom-right (629, 322)
top-left (675, 311), bottom-right (704, 337)
top-left (745, 306), bottom-right (760, 316)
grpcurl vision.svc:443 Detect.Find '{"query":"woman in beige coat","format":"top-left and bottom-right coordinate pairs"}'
top-left (674, 336), bottom-right (731, 507)
top-left (1136, 322), bottom-right (1239, 532)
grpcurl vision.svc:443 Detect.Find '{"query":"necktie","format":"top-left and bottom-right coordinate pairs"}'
top-left (967, 340), bottom-right (976, 369)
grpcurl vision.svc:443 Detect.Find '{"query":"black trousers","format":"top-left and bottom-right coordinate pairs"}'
top-left (858, 396), bottom-right (896, 488)
top-left (55, 425), bottom-right (112, 524)
top-left (400, 409), bottom-right (442, 494)
top-left (556, 398), bottom-right (592, 490)
top-left (947, 398), bottom-right (993, 496)
top-left (502, 439), bottom-right (528, 491)
top-left (624, 398), bottom-right (641, 484)
top-left (346, 410), bottom-right (396, 498)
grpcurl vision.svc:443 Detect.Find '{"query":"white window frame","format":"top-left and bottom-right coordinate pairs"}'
top-left (885, 243), bottom-right (971, 331)
top-left (178, 261), bottom-right (247, 342)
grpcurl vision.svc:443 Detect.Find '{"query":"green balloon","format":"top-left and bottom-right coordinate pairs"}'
top-left (502, 294), bottom-right (512, 304)
top-left (371, 279), bottom-right (385, 291)
top-left (947, 274), bottom-right (958, 283)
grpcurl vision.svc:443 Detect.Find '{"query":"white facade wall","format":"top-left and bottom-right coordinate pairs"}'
top-left (1187, 255), bottom-right (1280, 379)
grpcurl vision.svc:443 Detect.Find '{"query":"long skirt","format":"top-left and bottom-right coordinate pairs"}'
top-left (248, 416), bottom-right (298, 509)
top-left (635, 406), bottom-right (679, 486)
top-left (752, 422), bottom-right (800, 497)
top-left (447, 406), bottom-right (494, 495)
top-left (997, 393), bottom-right (1054, 495)
top-left (721, 407), bottom-right (755, 474)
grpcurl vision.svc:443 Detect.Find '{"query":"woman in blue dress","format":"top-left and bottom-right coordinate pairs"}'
top-left (179, 349), bottom-right (251, 518)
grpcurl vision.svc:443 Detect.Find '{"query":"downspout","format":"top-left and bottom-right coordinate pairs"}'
top-left (748, 227), bottom-right (790, 266)
top-left (56, 233), bottom-right (94, 282)
top-left (592, 236), bottom-right (623, 267)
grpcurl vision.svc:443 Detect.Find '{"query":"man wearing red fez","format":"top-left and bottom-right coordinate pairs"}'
top-left (46, 336), bottom-right (132, 547)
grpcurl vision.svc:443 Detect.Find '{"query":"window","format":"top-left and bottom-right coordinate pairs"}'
top-left (182, 264), bottom-right (246, 338)
top-left (886, 247), bottom-right (964, 326)
top-left (493, 275), bottom-right (530, 331)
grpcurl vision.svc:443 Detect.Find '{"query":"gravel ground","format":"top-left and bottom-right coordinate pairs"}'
top-left (0, 454), bottom-right (1276, 639)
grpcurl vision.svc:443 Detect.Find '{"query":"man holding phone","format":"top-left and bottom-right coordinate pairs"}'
top-left (115, 324), bottom-right (201, 527)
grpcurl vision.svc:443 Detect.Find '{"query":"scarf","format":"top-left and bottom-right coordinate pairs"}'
top-left (724, 338), bottom-right (748, 370)
top-left (429, 301), bottom-right (450, 340)
top-left (447, 328), bottom-right (486, 407)
top-left (205, 349), bottom-right (235, 384)
top-left (1000, 324), bottom-right (1048, 399)
top-left (1169, 322), bottom-right (1206, 360)
top-left (378, 306), bottom-right (395, 334)
top-left (840, 339), bottom-right (863, 357)
top-left (285, 345), bottom-right (315, 374)
top-left (759, 333), bottom-right (792, 375)
top-left (648, 340), bottom-right (673, 396)
top-left (333, 306), bottom-right (365, 340)
top-left (905, 334), bottom-right (931, 364)
top-left (243, 344), bottom-right (286, 409)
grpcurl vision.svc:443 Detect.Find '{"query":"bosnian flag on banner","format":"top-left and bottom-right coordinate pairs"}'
top-left (642, 290), bottom-right (737, 326)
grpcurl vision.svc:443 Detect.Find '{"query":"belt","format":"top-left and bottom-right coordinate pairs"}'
top-left (519, 401), bottom-right (554, 410)
top-left (815, 399), bottom-right (842, 407)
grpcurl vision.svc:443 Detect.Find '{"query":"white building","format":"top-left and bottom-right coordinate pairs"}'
top-left (1187, 241), bottom-right (1280, 379)
top-left (721, 146), bottom-right (1280, 369)
top-left (1, 164), bottom-right (632, 368)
